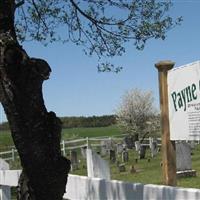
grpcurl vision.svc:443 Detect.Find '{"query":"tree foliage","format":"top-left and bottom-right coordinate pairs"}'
top-left (15, 0), bottom-right (182, 72)
top-left (116, 88), bottom-right (160, 139)
top-left (61, 115), bottom-right (116, 128)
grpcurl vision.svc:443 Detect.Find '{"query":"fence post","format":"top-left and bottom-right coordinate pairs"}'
top-left (86, 137), bottom-right (89, 148)
top-left (11, 148), bottom-right (15, 161)
top-left (155, 60), bottom-right (177, 186)
top-left (62, 140), bottom-right (66, 157)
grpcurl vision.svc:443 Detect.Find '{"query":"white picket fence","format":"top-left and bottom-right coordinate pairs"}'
top-left (1, 170), bottom-right (200, 200)
top-left (0, 136), bottom-right (161, 161)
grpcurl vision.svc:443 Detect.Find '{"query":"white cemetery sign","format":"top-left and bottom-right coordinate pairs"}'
top-left (168, 61), bottom-right (200, 140)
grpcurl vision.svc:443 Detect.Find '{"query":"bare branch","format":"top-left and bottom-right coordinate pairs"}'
top-left (15, 0), bottom-right (25, 9)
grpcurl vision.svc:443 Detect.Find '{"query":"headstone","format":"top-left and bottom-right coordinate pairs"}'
top-left (100, 141), bottom-right (107, 156)
top-left (118, 164), bottom-right (126, 172)
top-left (176, 141), bottom-right (196, 177)
top-left (101, 139), bottom-right (115, 152)
top-left (116, 143), bottom-right (123, 154)
top-left (135, 141), bottom-right (141, 152)
top-left (110, 150), bottom-right (116, 163)
top-left (149, 138), bottom-right (158, 158)
top-left (176, 141), bottom-right (192, 171)
top-left (139, 146), bottom-right (146, 159)
top-left (70, 150), bottom-right (78, 171)
top-left (81, 147), bottom-right (87, 158)
top-left (122, 150), bottom-right (129, 162)
top-left (189, 141), bottom-right (196, 150)
top-left (86, 148), bottom-right (110, 180)
top-left (0, 158), bottom-right (9, 170)
top-left (124, 135), bottom-right (134, 149)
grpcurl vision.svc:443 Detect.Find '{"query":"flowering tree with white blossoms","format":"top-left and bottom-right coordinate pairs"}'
top-left (116, 88), bottom-right (160, 141)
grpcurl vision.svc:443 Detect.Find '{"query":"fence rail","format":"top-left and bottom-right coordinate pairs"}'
top-left (0, 136), bottom-right (161, 161)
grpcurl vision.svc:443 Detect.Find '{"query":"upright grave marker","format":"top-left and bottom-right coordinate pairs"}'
top-left (70, 150), bottom-right (78, 171)
top-left (149, 138), bottom-right (158, 158)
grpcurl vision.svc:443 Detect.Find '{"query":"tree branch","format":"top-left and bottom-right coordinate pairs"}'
top-left (69, 0), bottom-right (131, 26)
top-left (15, 0), bottom-right (25, 9)
top-left (31, 0), bottom-right (48, 31)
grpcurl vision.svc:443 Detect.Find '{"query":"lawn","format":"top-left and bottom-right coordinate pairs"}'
top-left (0, 125), bottom-right (122, 150)
top-left (61, 125), bottom-right (122, 139)
top-left (0, 130), bottom-right (14, 151)
top-left (72, 145), bottom-right (200, 189)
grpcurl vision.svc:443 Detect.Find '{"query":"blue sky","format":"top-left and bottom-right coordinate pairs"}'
top-left (0, 0), bottom-right (200, 122)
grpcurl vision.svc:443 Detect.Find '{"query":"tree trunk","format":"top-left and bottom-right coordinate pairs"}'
top-left (0, 1), bottom-right (71, 200)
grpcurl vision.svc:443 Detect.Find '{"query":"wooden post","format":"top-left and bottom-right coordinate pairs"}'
top-left (155, 60), bottom-right (177, 186)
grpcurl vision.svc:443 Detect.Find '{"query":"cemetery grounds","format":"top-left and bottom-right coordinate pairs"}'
top-left (1, 125), bottom-right (200, 189)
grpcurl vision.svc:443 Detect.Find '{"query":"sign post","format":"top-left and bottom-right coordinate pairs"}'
top-left (155, 60), bottom-right (177, 186)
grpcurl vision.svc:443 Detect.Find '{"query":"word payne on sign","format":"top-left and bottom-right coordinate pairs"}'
top-left (168, 61), bottom-right (200, 140)
top-left (171, 83), bottom-right (197, 112)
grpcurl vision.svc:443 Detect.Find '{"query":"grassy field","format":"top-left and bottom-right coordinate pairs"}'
top-left (61, 125), bottom-right (122, 139)
top-left (0, 125), bottom-right (122, 150)
top-left (0, 130), bottom-right (14, 151)
top-left (1, 126), bottom-right (200, 189)
top-left (71, 144), bottom-right (200, 189)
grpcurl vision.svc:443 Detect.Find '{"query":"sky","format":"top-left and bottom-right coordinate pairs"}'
top-left (0, 0), bottom-right (200, 122)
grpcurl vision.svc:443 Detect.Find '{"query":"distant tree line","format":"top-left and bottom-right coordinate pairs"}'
top-left (0, 115), bottom-right (116, 131)
top-left (60, 115), bottom-right (116, 128)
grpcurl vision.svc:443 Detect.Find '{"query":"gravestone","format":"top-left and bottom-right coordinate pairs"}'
top-left (149, 138), bottom-right (158, 158)
top-left (81, 147), bottom-right (87, 159)
top-left (176, 141), bottom-right (196, 177)
top-left (189, 141), bottom-right (196, 150)
top-left (122, 150), bottom-right (129, 162)
top-left (176, 142), bottom-right (191, 171)
top-left (124, 135), bottom-right (134, 149)
top-left (118, 163), bottom-right (126, 172)
top-left (110, 150), bottom-right (116, 163)
top-left (0, 158), bottom-right (9, 170)
top-left (135, 141), bottom-right (141, 152)
top-left (139, 146), bottom-right (146, 159)
top-left (101, 139), bottom-right (115, 152)
top-left (70, 150), bottom-right (78, 171)
top-left (100, 141), bottom-right (107, 156)
top-left (116, 143), bottom-right (123, 154)
top-left (86, 148), bottom-right (110, 180)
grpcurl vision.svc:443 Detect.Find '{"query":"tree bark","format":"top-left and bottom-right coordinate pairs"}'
top-left (0, 1), bottom-right (71, 199)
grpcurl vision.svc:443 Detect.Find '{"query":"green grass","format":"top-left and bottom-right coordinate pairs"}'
top-left (71, 146), bottom-right (200, 189)
top-left (0, 130), bottom-right (14, 151)
top-left (61, 125), bottom-right (122, 139)
top-left (0, 125), bottom-right (122, 148)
